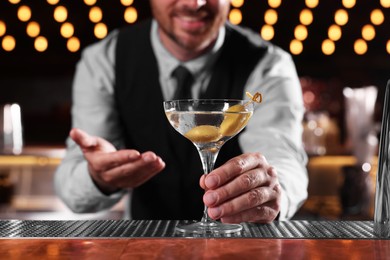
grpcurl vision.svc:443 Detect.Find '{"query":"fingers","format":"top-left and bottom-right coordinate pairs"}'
top-left (204, 153), bottom-right (268, 190)
top-left (90, 151), bottom-right (166, 189)
top-left (209, 183), bottom-right (281, 223)
top-left (70, 128), bottom-right (116, 153)
top-left (70, 128), bottom-right (97, 149)
top-left (202, 152), bottom-right (281, 223)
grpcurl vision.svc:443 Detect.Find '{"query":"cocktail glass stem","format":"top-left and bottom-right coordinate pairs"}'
top-left (198, 147), bottom-right (220, 225)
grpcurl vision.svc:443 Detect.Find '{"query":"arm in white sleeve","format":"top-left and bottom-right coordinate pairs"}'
top-left (240, 44), bottom-right (308, 220)
top-left (55, 30), bottom-right (128, 213)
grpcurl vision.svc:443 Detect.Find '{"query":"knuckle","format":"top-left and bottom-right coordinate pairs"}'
top-left (247, 188), bottom-right (263, 207)
top-left (240, 173), bottom-right (259, 190)
top-left (232, 158), bottom-right (246, 173)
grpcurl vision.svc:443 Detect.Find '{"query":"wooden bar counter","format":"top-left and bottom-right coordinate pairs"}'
top-left (0, 220), bottom-right (389, 259)
top-left (1, 237), bottom-right (389, 259)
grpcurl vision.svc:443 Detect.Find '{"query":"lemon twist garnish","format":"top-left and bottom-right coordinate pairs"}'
top-left (245, 91), bottom-right (262, 104)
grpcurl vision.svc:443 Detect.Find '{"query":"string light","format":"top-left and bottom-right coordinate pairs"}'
top-left (328, 24), bottom-right (342, 41)
top-left (264, 9), bottom-right (278, 25)
top-left (334, 9), bottom-right (348, 26)
top-left (260, 24), bottom-right (274, 41)
top-left (361, 24), bottom-right (375, 41)
top-left (124, 7), bottom-right (138, 24)
top-left (121, 0), bottom-right (134, 6)
top-left (305, 0), bottom-right (319, 8)
top-left (300, 9), bottom-right (313, 25)
top-left (54, 6), bottom-right (68, 23)
top-left (290, 39), bottom-right (303, 55)
top-left (94, 23), bottom-right (107, 39)
top-left (34, 36), bottom-right (48, 52)
top-left (370, 9), bottom-right (384, 25)
top-left (387, 40), bottom-right (390, 54)
top-left (268, 0), bottom-right (282, 8)
top-left (8, 0), bottom-right (21, 4)
top-left (0, 21), bottom-right (6, 37)
top-left (26, 21), bottom-right (40, 38)
top-left (354, 39), bottom-right (367, 55)
top-left (84, 0), bottom-right (97, 6)
top-left (60, 22), bottom-right (74, 38)
top-left (47, 0), bottom-right (60, 5)
top-left (322, 39), bottom-right (335, 55)
top-left (342, 0), bottom-right (356, 9)
top-left (89, 6), bottom-right (103, 23)
top-left (2, 35), bottom-right (16, 51)
top-left (67, 37), bottom-right (80, 52)
top-left (231, 0), bottom-right (244, 8)
top-left (381, 0), bottom-right (390, 8)
top-left (294, 25), bottom-right (308, 41)
top-left (17, 5), bottom-right (32, 22)
top-left (229, 9), bottom-right (242, 25)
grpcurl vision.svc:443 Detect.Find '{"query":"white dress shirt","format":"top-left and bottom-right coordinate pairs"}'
top-left (55, 20), bottom-right (308, 220)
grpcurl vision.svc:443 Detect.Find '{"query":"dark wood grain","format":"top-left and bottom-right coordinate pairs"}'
top-left (1, 238), bottom-right (389, 259)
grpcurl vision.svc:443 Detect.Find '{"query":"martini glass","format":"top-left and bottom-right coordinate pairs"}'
top-left (163, 98), bottom-right (256, 235)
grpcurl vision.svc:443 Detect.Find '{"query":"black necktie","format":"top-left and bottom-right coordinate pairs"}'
top-left (172, 65), bottom-right (194, 100)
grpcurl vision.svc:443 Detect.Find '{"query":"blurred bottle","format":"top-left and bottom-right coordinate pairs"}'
top-left (0, 103), bottom-right (23, 155)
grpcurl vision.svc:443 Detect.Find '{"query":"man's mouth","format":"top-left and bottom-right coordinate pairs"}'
top-left (175, 14), bottom-right (210, 32)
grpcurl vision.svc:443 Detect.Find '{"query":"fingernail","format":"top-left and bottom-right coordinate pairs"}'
top-left (143, 153), bottom-right (155, 162)
top-left (209, 207), bottom-right (222, 219)
top-left (204, 192), bottom-right (218, 206)
top-left (205, 175), bottom-right (218, 188)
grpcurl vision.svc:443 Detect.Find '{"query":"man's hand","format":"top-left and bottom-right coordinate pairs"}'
top-left (70, 128), bottom-right (165, 194)
top-left (200, 152), bottom-right (281, 223)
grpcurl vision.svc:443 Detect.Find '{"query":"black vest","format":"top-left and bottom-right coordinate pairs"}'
top-left (115, 19), bottom-right (267, 220)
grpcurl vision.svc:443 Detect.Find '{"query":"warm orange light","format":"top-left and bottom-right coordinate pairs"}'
top-left (89, 6), bottom-right (103, 23)
top-left (231, 0), bottom-right (244, 8)
top-left (354, 39), bottom-right (367, 55)
top-left (47, 0), bottom-right (59, 5)
top-left (0, 21), bottom-right (6, 37)
top-left (229, 9), bottom-right (242, 25)
top-left (300, 9), bottom-right (313, 25)
top-left (26, 21), bottom-right (40, 38)
top-left (328, 24), bottom-right (342, 41)
top-left (370, 9), bottom-right (384, 25)
top-left (362, 24), bottom-right (375, 41)
top-left (17, 5), bottom-right (32, 22)
top-left (9, 0), bottom-right (21, 4)
top-left (121, 0), bottom-right (134, 6)
top-left (294, 25), bottom-right (308, 41)
top-left (386, 40), bottom-right (390, 54)
top-left (34, 36), bottom-right (48, 52)
top-left (54, 6), bottom-right (68, 23)
top-left (60, 22), bottom-right (74, 38)
top-left (290, 39), bottom-right (303, 55)
top-left (334, 9), bottom-right (348, 26)
top-left (305, 0), bottom-right (319, 8)
top-left (342, 0), bottom-right (356, 8)
top-left (67, 37), bottom-right (80, 52)
top-left (124, 7), bottom-right (138, 24)
top-left (268, 0), bottom-right (282, 8)
top-left (260, 24), bottom-right (274, 41)
top-left (94, 23), bottom-right (107, 39)
top-left (2, 35), bottom-right (16, 51)
top-left (322, 39), bottom-right (335, 55)
top-left (264, 9), bottom-right (278, 25)
top-left (381, 0), bottom-right (390, 8)
top-left (84, 0), bottom-right (97, 6)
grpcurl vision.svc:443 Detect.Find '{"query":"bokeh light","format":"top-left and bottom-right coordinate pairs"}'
top-left (354, 39), bottom-right (368, 55)
top-left (322, 39), bottom-right (335, 55)
top-left (2, 35), bottom-right (16, 51)
top-left (229, 9), bottom-right (242, 25)
top-left (26, 21), bottom-right (40, 38)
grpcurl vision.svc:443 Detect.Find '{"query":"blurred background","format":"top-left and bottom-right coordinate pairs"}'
top-left (0, 0), bottom-right (389, 220)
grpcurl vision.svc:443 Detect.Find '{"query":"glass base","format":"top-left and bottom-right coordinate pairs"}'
top-left (175, 220), bottom-right (242, 235)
